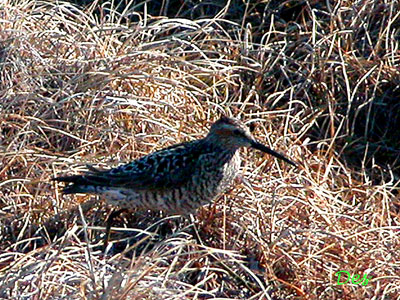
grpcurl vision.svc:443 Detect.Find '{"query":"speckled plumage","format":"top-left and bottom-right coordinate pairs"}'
top-left (54, 117), bottom-right (296, 214)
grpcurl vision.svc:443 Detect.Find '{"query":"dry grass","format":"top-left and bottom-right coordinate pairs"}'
top-left (1, 0), bottom-right (400, 299)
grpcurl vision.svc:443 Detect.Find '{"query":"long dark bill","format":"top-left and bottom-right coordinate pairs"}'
top-left (251, 141), bottom-right (297, 167)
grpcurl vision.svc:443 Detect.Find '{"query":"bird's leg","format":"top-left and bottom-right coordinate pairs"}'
top-left (103, 208), bottom-right (128, 252)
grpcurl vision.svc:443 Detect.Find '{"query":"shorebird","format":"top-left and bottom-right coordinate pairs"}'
top-left (54, 117), bottom-right (296, 215)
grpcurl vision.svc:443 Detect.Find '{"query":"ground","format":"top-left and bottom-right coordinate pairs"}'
top-left (0, 0), bottom-right (399, 299)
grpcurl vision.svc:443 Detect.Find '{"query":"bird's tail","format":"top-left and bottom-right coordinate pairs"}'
top-left (53, 174), bottom-right (105, 195)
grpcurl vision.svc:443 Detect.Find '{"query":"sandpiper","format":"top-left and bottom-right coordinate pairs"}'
top-left (54, 116), bottom-right (296, 214)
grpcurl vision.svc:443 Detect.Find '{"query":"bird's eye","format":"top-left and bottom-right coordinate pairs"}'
top-left (233, 129), bottom-right (241, 135)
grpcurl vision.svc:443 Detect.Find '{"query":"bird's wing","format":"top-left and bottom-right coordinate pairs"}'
top-left (57, 140), bottom-right (207, 191)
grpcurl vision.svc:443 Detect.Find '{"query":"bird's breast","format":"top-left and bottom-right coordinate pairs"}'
top-left (190, 150), bottom-right (241, 202)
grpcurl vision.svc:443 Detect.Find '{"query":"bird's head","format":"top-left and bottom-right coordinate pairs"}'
top-left (206, 116), bottom-right (296, 166)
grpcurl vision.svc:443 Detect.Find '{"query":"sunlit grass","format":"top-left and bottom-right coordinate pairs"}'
top-left (0, 0), bottom-right (399, 299)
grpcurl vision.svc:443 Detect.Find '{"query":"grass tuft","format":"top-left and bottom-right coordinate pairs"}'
top-left (1, 0), bottom-right (399, 299)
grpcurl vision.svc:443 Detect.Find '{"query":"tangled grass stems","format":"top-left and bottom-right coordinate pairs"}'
top-left (0, 0), bottom-right (399, 299)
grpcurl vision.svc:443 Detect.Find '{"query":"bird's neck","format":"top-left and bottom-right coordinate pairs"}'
top-left (218, 149), bottom-right (238, 165)
top-left (201, 139), bottom-right (239, 166)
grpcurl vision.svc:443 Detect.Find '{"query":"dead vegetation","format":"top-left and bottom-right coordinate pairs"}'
top-left (0, 0), bottom-right (399, 299)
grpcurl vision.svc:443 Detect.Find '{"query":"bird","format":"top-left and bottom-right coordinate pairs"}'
top-left (54, 116), bottom-right (296, 215)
